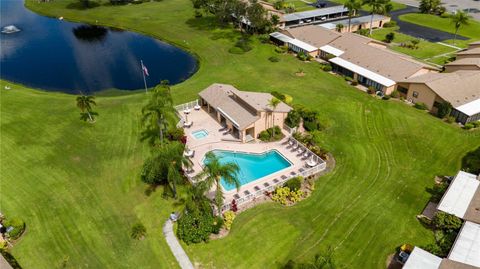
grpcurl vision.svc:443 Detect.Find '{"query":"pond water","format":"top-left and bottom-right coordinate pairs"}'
top-left (0, 0), bottom-right (198, 93)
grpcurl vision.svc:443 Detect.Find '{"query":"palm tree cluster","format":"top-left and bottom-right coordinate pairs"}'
top-left (362, 0), bottom-right (393, 35)
top-left (76, 95), bottom-right (97, 123)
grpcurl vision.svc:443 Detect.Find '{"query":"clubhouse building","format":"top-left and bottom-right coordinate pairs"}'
top-left (197, 84), bottom-right (292, 143)
top-left (270, 25), bottom-right (438, 94)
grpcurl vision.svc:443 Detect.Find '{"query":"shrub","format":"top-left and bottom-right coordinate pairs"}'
top-left (258, 130), bottom-right (271, 141)
top-left (351, 79), bottom-right (358, 86)
top-left (274, 0), bottom-right (284, 10)
top-left (258, 34), bottom-right (270, 43)
top-left (211, 216), bottom-right (224, 234)
top-left (433, 212), bottom-right (462, 231)
top-left (414, 102), bottom-right (428, 110)
top-left (284, 177), bottom-right (302, 191)
top-left (235, 38), bottom-right (253, 52)
top-left (194, 9), bottom-right (202, 18)
top-left (275, 45), bottom-right (288, 54)
top-left (301, 110), bottom-right (323, 131)
top-left (356, 29), bottom-right (369, 36)
top-left (472, 121), bottom-right (480, 128)
top-left (268, 56), bottom-right (280, 62)
top-left (367, 86), bottom-right (376, 94)
top-left (258, 126), bottom-right (283, 141)
top-left (445, 116), bottom-right (455, 123)
top-left (0, 249), bottom-right (22, 269)
top-left (436, 102), bottom-right (452, 119)
top-left (272, 187), bottom-right (304, 205)
top-left (223, 211), bottom-right (236, 230)
top-left (462, 146), bottom-right (480, 174)
top-left (382, 95), bottom-right (391, 100)
top-left (385, 32), bottom-right (395, 43)
top-left (131, 222), bottom-right (147, 240)
top-left (285, 109), bottom-right (302, 128)
top-left (177, 211), bottom-right (214, 244)
top-left (383, 21), bottom-right (396, 27)
top-left (166, 127), bottom-right (185, 141)
top-left (319, 63), bottom-right (332, 72)
top-left (463, 123), bottom-right (475, 130)
top-left (297, 52), bottom-right (309, 61)
top-left (228, 46), bottom-right (245, 54)
top-left (390, 90), bottom-right (400, 98)
top-left (3, 218), bottom-right (25, 240)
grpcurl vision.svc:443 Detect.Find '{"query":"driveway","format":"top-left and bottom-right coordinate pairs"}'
top-left (386, 6), bottom-right (469, 42)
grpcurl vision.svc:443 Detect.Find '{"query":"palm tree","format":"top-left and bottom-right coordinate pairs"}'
top-left (344, 0), bottom-right (362, 32)
top-left (335, 23), bottom-right (344, 32)
top-left (195, 152), bottom-right (240, 215)
top-left (141, 81), bottom-right (175, 147)
top-left (363, 0), bottom-right (392, 35)
top-left (76, 95), bottom-right (96, 122)
top-left (164, 142), bottom-right (192, 198)
top-left (450, 11), bottom-right (470, 45)
top-left (268, 97), bottom-right (281, 138)
top-left (141, 142), bottom-right (191, 198)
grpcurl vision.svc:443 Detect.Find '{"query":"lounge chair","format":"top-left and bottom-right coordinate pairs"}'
top-left (298, 168), bottom-right (305, 173)
top-left (244, 190), bottom-right (251, 196)
top-left (273, 178), bottom-right (279, 184)
top-left (183, 121), bottom-right (193, 128)
top-left (233, 194), bottom-right (241, 200)
top-left (281, 175), bottom-right (288, 180)
top-left (194, 104), bottom-right (201, 110)
top-left (263, 182), bottom-right (270, 188)
top-left (290, 171), bottom-right (297, 176)
top-left (254, 186), bottom-right (261, 191)
top-left (223, 128), bottom-right (232, 135)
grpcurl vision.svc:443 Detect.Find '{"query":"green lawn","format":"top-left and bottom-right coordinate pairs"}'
top-left (399, 13), bottom-right (480, 42)
top-left (329, 0), bottom-right (406, 12)
top-left (370, 27), bottom-right (457, 64)
top-left (265, 0), bottom-right (316, 12)
top-left (1, 0), bottom-right (479, 268)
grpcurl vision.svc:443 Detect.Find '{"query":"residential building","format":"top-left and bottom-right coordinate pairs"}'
top-left (456, 47), bottom-right (480, 60)
top-left (317, 14), bottom-right (391, 33)
top-left (399, 71), bottom-right (480, 124)
top-left (280, 6), bottom-right (349, 28)
top-left (444, 58), bottom-right (480, 72)
top-left (270, 25), bottom-right (437, 94)
top-left (404, 171), bottom-right (480, 269)
top-left (437, 171), bottom-right (480, 224)
top-left (197, 84), bottom-right (292, 143)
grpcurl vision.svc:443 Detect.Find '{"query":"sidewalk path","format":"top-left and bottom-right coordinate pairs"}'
top-left (163, 219), bottom-right (195, 269)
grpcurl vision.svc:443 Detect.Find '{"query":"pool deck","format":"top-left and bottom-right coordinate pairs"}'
top-left (183, 108), bottom-right (320, 207)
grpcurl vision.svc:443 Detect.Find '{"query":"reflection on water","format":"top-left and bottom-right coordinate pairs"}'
top-left (73, 25), bottom-right (108, 43)
top-left (0, 0), bottom-right (198, 93)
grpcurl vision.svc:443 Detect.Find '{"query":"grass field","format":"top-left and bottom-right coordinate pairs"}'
top-left (1, 0), bottom-right (479, 268)
top-left (329, 0), bottom-right (406, 12)
top-left (370, 27), bottom-right (457, 65)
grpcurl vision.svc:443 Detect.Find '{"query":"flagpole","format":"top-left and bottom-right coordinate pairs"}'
top-left (141, 60), bottom-right (148, 93)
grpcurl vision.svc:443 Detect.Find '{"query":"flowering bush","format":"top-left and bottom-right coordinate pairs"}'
top-left (272, 187), bottom-right (304, 205)
top-left (223, 211), bottom-right (236, 230)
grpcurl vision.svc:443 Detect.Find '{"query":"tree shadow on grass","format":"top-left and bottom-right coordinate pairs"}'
top-left (185, 16), bottom-right (240, 42)
top-left (66, 1), bottom-right (101, 10)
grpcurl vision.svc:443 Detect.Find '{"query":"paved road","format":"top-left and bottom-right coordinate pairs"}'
top-left (163, 219), bottom-right (194, 269)
top-left (388, 6), bottom-right (469, 42)
top-left (394, 0), bottom-right (480, 21)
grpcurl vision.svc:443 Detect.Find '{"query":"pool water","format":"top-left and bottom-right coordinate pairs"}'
top-left (206, 150), bottom-right (292, 191)
top-left (192, 129), bottom-right (208, 139)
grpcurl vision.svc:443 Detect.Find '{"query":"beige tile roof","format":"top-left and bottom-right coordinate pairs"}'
top-left (198, 84), bottom-right (291, 130)
top-left (402, 71), bottom-right (480, 107)
top-left (329, 34), bottom-right (435, 81)
top-left (464, 185), bottom-right (480, 224)
top-left (199, 84), bottom-right (259, 129)
top-left (284, 25), bottom-right (341, 48)
top-left (458, 47), bottom-right (480, 55)
top-left (439, 259), bottom-right (478, 269)
top-left (233, 91), bottom-right (292, 113)
top-left (446, 58), bottom-right (480, 68)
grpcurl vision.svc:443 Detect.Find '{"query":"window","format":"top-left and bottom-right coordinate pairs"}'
top-left (433, 101), bottom-right (441, 108)
top-left (412, 91), bottom-right (419, 98)
top-left (397, 86), bottom-right (408, 94)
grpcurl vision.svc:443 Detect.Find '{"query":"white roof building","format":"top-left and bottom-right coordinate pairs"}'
top-left (448, 221), bottom-right (480, 268)
top-left (403, 247), bottom-right (443, 269)
top-left (437, 171), bottom-right (480, 224)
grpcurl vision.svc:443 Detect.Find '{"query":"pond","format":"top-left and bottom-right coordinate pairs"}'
top-left (0, 0), bottom-right (198, 93)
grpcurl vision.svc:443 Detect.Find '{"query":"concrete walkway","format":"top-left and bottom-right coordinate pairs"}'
top-left (163, 219), bottom-right (194, 269)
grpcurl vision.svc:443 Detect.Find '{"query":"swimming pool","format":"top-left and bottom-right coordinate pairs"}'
top-left (205, 150), bottom-right (292, 191)
top-left (192, 129), bottom-right (208, 139)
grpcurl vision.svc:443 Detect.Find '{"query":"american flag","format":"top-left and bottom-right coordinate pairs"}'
top-left (141, 61), bottom-right (149, 76)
